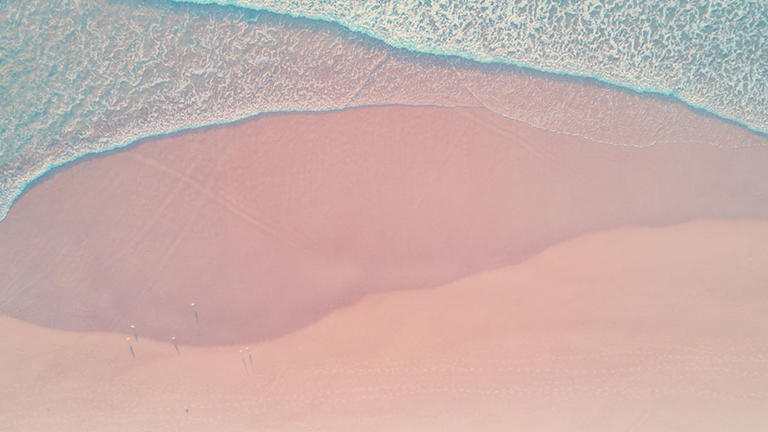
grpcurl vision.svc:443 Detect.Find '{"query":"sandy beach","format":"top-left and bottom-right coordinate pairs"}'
top-left (1, 105), bottom-right (768, 345)
top-left (4, 1), bottom-right (767, 430)
top-left (2, 219), bottom-right (768, 430)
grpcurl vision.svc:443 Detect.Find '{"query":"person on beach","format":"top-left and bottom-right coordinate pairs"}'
top-left (240, 349), bottom-right (248, 372)
top-left (127, 337), bottom-right (135, 359)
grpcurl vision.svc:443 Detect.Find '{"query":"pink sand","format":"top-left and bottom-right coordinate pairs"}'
top-left (2, 220), bottom-right (768, 430)
top-left (1, 106), bottom-right (768, 344)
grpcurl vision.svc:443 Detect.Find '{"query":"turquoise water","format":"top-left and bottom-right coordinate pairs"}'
top-left (177, 0), bottom-right (768, 132)
top-left (1, 0), bottom-right (766, 221)
top-left (0, 0), bottom-right (388, 220)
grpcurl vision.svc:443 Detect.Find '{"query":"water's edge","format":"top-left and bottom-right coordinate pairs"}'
top-left (2, 1), bottom-right (767, 224)
top-left (172, 0), bottom-right (768, 136)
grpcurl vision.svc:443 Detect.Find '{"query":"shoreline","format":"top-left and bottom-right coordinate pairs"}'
top-left (4, 93), bottom-right (768, 225)
top-left (171, 0), bottom-right (768, 135)
top-left (3, 4), bottom-right (767, 223)
top-left (3, 104), bottom-right (768, 345)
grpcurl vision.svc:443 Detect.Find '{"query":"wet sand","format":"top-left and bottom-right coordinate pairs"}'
top-left (1, 105), bottom-right (768, 344)
top-left (2, 220), bottom-right (768, 431)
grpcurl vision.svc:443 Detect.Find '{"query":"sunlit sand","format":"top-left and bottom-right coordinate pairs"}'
top-left (2, 106), bottom-right (767, 346)
top-left (2, 220), bottom-right (768, 430)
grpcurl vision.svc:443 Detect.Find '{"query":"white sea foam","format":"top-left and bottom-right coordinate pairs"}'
top-left (1, 0), bottom-right (766, 221)
top-left (176, 0), bottom-right (768, 134)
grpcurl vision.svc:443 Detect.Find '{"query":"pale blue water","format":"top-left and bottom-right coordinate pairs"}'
top-left (178, 0), bottom-right (768, 132)
top-left (1, 0), bottom-right (766, 221)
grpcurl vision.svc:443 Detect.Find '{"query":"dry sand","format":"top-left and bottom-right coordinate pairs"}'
top-left (2, 219), bottom-right (768, 431)
top-left (1, 105), bottom-right (768, 344)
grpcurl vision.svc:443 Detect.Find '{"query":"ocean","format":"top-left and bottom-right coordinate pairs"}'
top-left (1, 0), bottom-right (766, 221)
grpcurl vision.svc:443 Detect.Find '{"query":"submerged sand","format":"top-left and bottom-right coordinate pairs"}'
top-left (1, 105), bottom-right (768, 344)
top-left (2, 220), bottom-right (768, 431)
